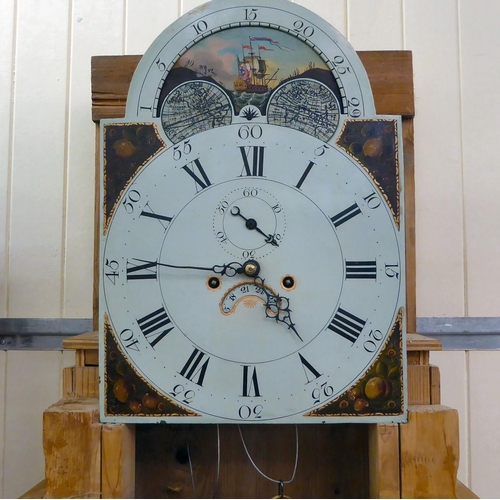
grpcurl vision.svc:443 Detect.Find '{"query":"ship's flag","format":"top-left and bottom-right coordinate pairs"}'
top-left (249, 36), bottom-right (293, 51)
top-left (258, 45), bottom-right (273, 51)
top-left (242, 44), bottom-right (252, 49)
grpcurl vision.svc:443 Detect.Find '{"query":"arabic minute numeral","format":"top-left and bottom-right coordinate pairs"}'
top-left (311, 382), bottom-right (334, 405)
top-left (238, 404), bottom-right (263, 419)
top-left (244, 8), bottom-right (257, 20)
top-left (169, 384), bottom-right (195, 405)
top-left (364, 191), bottom-right (381, 209)
top-left (155, 58), bottom-right (166, 72)
top-left (385, 263), bottom-right (400, 279)
top-left (363, 329), bottom-right (384, 353)
top-left (293, 20), bottom-right (315, 38)
top-left (238, 124), bottom-right (262, 140)
top-left (172, 140), bottom-right (192, 161)
top-left (104, 259), bottom-right (119, 285)
top-left (119, 328), bottom-right (140, 352)
top-left (122, 189), bottom-right (141, 214)
top-left (192, 20), bottom-right (208, 35)
top-left (348, 97), bottom-right (361, 118)
top-left (332, 55), bottom-right (352, 75)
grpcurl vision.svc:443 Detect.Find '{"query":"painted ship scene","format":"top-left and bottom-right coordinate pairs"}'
top-left (161, 26), bottom-right (343, 115)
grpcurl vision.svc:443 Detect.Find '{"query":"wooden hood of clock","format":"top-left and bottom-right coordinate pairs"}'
top-left (90, 50), bottom-right (417, 333)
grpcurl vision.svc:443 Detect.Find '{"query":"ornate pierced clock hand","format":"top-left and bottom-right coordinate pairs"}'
top-left (157, 259), bottom-right (260, 278)
top-left (254, 277), bottom-right (302, 342)
top-left (230, 206), bottom-right (280, 246)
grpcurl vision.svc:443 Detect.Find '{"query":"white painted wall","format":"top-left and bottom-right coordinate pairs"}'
top-left (0, 0), bottom-right (498, 497)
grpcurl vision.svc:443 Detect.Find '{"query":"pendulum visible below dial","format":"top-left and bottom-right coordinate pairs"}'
top-left (213, 186), bottom-right (286, 259)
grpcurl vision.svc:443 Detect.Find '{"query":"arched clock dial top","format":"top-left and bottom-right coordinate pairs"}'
top-left (126, 0), bottom-right (374, 129)
top-left (100, 0), bottom-right (406, 424)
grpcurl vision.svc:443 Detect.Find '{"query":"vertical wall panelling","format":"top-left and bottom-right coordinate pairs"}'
top-left (181, 0), bottom-right (205, 15)
top-left (469, 352), bottom-right (500, 498)
top-left (430, 351), bottom-right (469, 486)
top-left (8, 0), bottom-right (70, 318)
top-left (0, 351), bottom-right (7, 499)
top-left (404, 0), bottom-right (465, 317)
top-left (125, 0), bottom-right (180, 55)
top-left (348, 0), bottom-right (404, 51)
top-left (292, 0), bottom-right (347, 36)
top-left (459, 0), bottom-right (500, 317)
top-left (3, 352), bottom-right (65, 499)
top-left (63, 1), bottom-right (126, 318)
top-left (0, 1), bottom-right (15, 318)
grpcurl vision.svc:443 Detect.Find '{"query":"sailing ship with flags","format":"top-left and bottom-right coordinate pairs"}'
top-left (234, 36), bottom-right (287, 93)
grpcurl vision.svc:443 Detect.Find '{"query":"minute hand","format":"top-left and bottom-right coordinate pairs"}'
top-left (157, 259), bottom-right (261, 278)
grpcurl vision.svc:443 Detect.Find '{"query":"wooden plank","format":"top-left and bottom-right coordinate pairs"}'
top-left (85, 349), bottom-right (99, 366)
top-left (19, 480), bottom-right (46, 499)
top-left (407, 351), bottom-right (429, 365)
top-left (456, 480), bottom-right (479, 499)
top-left (368, 424), bottom-right (400, 498)
top-left (91, 51), bottom-right (414, 121)
top-left (358, 51), bottom-right (413, 116)
top-left (102, 424), bottom-right (136, 499)
top-left (400, 405), bottom-right (459, 498)
top-left (43, 399), bottom-right (101, 499)
top-left (62, 366), bottom-right (74, 397)
top-left (430, 365), bottom-right (441, 404)
top-left (407, 333), bottom-right (441, 352)
top-left (402, 117), bottom-right (417, 333)
top-left (407, 365), bottom-right (431, 405)
top-left (62, 330), bottom-right (99, 350)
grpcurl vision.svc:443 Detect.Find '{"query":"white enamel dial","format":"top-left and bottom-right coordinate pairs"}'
top-left (101, 124), bottom-right (404, 422)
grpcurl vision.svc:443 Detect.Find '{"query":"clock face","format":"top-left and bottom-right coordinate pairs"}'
top-left (99, 0), bottom-right (406, 423)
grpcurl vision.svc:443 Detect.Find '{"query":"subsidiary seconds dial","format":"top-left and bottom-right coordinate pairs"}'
top-left (214, 187), bottom-right (286, 258)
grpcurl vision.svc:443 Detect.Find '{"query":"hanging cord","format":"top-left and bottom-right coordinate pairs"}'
top-left (186, 424), bottom-right (221, 498)
top-left (238, 424), bottom-right (299, 484)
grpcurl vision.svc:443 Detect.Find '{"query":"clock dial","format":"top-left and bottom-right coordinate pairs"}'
top-left (101, 124), bottom-right (404, 422)
top-left (99, 0), bottom-right (406, 424)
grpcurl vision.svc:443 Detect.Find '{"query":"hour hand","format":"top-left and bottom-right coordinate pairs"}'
top-left (254, 277), bottom-right (302, 341)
